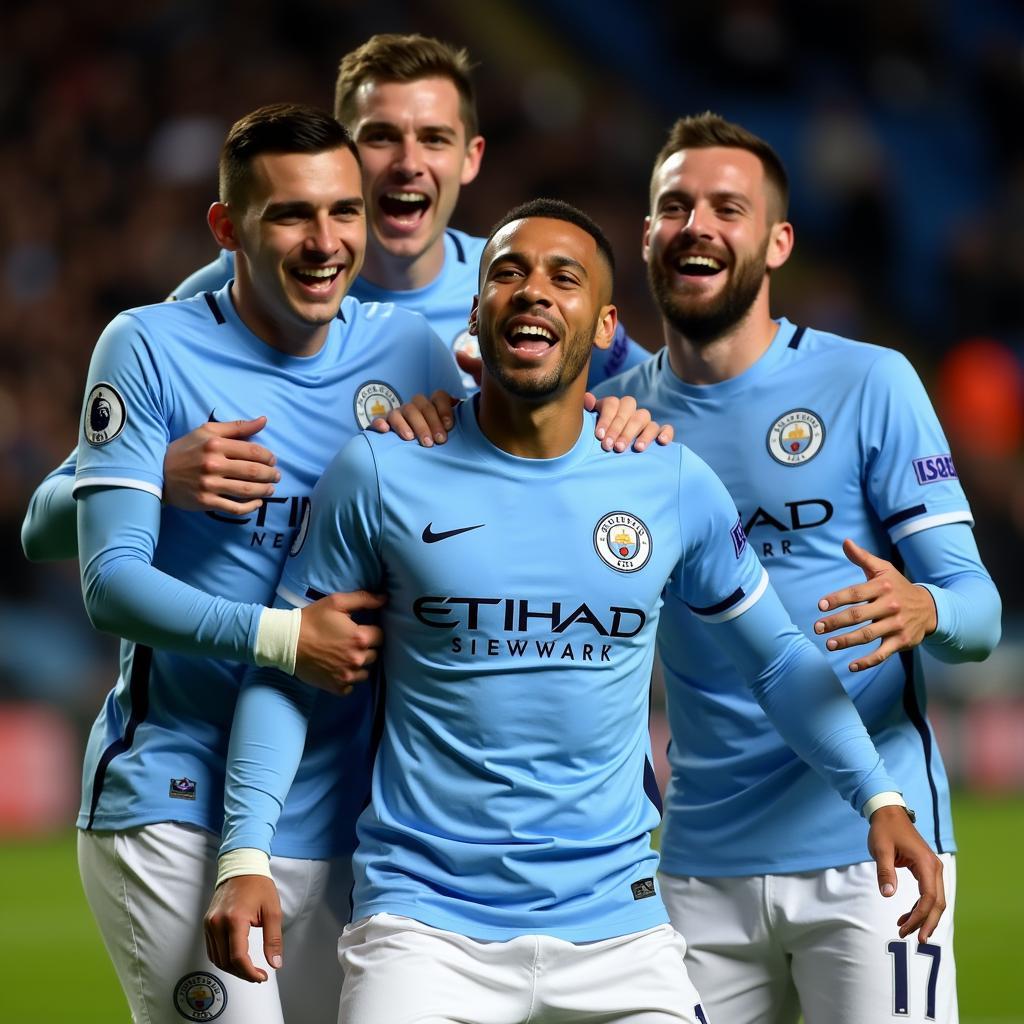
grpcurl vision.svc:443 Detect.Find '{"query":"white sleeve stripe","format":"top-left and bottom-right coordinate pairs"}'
top-left (697, 566), bottom-right (770, 624)
top-left (71, 476), bottom-right (162, 500)
top-left (276, 582), bottom-right (314, 609)
top-left (889, 510), bottom-right (974, 543)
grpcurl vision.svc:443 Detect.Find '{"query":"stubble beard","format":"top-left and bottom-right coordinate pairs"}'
top-left (649, 238), bottom-right (768, 346)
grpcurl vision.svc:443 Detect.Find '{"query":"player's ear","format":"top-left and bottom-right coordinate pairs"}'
top-left (460, 135), bottom-right (485, 187)
top-left (592, 304), bottom-right (618, 351)
top-left (468, 296), bottom-right (480, 336)
top-left (766, 220), bottom-right (793, 271)
top-left (208, 202), bottom-right (241, 252)
top-left (641, 216), bottom-right (652, 265)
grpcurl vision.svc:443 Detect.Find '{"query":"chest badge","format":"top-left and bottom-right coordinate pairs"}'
top-left (594, 511), bottom-right (653, 573)
top-left (353, 380), bottom-right (401, 429)
top-left (766, 408), bottom-right (825, 466)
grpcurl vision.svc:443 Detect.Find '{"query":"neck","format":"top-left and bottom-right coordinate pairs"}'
top-left (664, 288), bottom-right (778, 385)
top-left (476, 372), bottom-right (589, 460)
top-left (229, 278), bottom-right (329, 358)
top-left (359, 234), bottom-right (446, 292)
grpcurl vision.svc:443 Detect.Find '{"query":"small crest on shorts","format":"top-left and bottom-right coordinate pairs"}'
top-left (84, 382), bottom-right (127, 446)
top-left (168, 777), bottom-right (197, 800)
top-left (173, 972), bottom-right (227, 1021)
top-left (766, 408), bottom-right (825, 465)
top-left (353, 380), bottom-right (401, 429)
top-left (631, 877), bottom-right (656, 900)
top-left (594, 511), bottom-right (653, 573)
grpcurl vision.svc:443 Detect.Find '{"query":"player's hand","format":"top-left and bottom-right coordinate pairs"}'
top-left (164, 417), bottom-right (280, 515)
top-left (813, 538), bottom-right (938, 671)
top-left (294, 591), bottom-right (385, 695)
top-left (373, 391), bottom-right (459, 447)
top-left (455, 349), bottom-right (483, 386)
top-left (204, 875), bottom-right (283, 983)
top-left (585, 393), bottom-right (674, 452)
top-left (867, 804), bottom-right (946, 942)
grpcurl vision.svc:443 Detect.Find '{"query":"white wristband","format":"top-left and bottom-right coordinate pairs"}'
top-left (254, 607), bottom-right (302, 675)
top-left (216, 848), bottom-right (272, 887)
top-left (862, 791), bottom-right (909, 819)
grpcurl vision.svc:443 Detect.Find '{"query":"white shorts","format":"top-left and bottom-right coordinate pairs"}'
top-left (78, 822), bottom-right (352, 1024)
top-left (659, 854), bottom-right (957, 1024)
top-left (337, 912), bottom-right (710, 1024)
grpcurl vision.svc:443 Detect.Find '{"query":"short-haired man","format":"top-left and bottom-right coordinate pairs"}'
top-left (206, 200), bottom-right (942, 1024)
top-left (68, 103), bottom-right (465, 1024)
top-left (592, 113), bottom-right (1000, 1024)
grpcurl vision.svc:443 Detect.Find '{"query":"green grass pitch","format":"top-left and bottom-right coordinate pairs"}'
top-left (0, 792), bottom-right (1019, 1023)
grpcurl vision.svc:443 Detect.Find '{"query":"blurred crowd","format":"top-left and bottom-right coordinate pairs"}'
top-left (2, 0), bottom-right (1022, 722)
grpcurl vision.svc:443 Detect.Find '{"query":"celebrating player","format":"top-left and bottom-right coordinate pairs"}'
top-left (591, 113), bottom-right (1001, 1024)
top-left (205, 200), bottom-right (942, 1024)
top-left (66, 104), bottom-right (467, 1024)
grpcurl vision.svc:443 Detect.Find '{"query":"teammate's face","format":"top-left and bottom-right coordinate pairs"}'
top-left (229, 148), bottom-right (365, 339)
top-left (645, 146), bottom-right (789, 342)
top-left (350, 77), bottom-right (484, 265)
top-left (472, 217), bottom-right (616, 401)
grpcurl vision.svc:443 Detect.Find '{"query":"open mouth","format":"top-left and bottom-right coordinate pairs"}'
top-left (504, 320), bottom-right (559, 358)
top-left (378, 191), bottom-right (431, 227)
top-left (291, 266), bottom-right (341, 291)
top-left (672, 254), bottom-right (725, 278)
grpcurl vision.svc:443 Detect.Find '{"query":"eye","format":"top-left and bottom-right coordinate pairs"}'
top-left (553, 272), bottom-right (580, 286)
top-left (360, 129), bottom-right (395, 145)
top-left (334, 205), bottom-right (362, 220)
top-left (660, 201), bottom-right (688, 217)
top-left (422, 133), bottom-right (451, 148)
top-left (492, 266), bottom-right (523, 281)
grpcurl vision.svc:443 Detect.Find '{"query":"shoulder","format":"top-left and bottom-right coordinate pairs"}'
top-left (100, 294), bottom-right (215, 349)
top-left (795, 324), bottom-right (912, 378)
top-left (446, 228), bottom-right (486, 266)
top-left (591, 348), bottom-right (666, 400)
top-left (343, 295), bottom-right (431, 333)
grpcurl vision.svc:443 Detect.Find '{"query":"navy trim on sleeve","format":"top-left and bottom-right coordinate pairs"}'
top-left (447, 229), bottom-right (466, 263)
top-left (305, 586), bottom-right (327, 601)
top-left (643, 755), bottom-right (663, 815)
top-left (787, 326), bottom-right (807, 349)
top-left (203, 293), bottom-right (226, 324)
top-left (686, 586), bottom-right (744, 617)
top-left (899, 650), bottom-right (943, 853)
top-left (882, 504), bottom-right (928, 531)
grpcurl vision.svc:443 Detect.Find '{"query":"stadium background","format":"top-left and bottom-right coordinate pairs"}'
top-left (1, 1), bottom-right (1021, 1020)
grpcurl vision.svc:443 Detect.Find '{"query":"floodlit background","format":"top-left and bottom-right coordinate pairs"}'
top-left (1, 1), bottom-right (1022, 1021)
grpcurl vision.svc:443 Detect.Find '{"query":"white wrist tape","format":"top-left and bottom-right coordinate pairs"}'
top-left (216, 848), bottom-right (272, 887)
top-left (862, 791), bottom-right (908, 819)
top-left (254, 607), bottom-right (302, 675)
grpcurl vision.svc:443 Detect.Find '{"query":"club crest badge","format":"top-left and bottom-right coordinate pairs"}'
top-left (84, 383), bottom-right (127, 446)
top-left (594, 511), bottom-right (653, 573)
top-left (767, 409), bottom-right (825, 465)
top-left (353, 380), bottom-right (401, 429)
top-left (173, 972), bottom-right (227, 1021)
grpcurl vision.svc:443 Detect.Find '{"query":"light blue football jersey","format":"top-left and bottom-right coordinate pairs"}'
top-left (595, 319), bottom-right (973, 875)
top-left (169, 229), bottom-right (649, 389)
top-left (74, 283), bottom-right (464, 858)
top-left (223, 398), bottom-right (898, 941)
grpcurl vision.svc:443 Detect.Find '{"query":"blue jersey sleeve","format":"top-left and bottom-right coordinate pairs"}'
top-left (860, 350), bottom-right (973, 543)
top-left (587, 322), bottom-right (651, 385)
top-left (277, 433), bottom-right (384, 606)
top-left (74, 312), bottom-right (173, 498)
top-left (79, 486), bottom-right (262, 659)
top-left (167, 249), bottom-right (235, 301)
top-left (424, 323), bottom-right (469, 400)
top-left (21, 447), bottom-right (78, 562)
top-left (898, 522), bottom-right (1001, 662)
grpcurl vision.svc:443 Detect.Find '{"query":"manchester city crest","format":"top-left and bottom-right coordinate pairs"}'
top-left (173, 972), bottom-right (227, 1021)
top-left (84, 382), bottom-right (127, 446)
top-left (353, 380), bottom-right (401, 429)
top-left (766, 409), bottom-right (825, 465)
top-left (594, 511), bottom-right (653, 573)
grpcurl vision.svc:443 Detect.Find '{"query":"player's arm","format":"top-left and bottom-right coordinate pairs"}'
top-left (206, 434), bottom-right (384, 981)
top-left (165, 248), bottom-right (235, 301)
top-left (676, 449), bottom-right (944, 942)
top-left (814, 524), bottom-right (1000, 669)
top-left (21, 448), bottom-right (78, 562)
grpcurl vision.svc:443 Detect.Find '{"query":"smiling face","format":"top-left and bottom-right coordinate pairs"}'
top-left (472, 216), bottom-right (616, 402)
top-left (645, 146), bottom-right (790, 344)
top-left (350, 76), bottom-right (483, 279)
top-left (214, 146), bottom-right (365, 353)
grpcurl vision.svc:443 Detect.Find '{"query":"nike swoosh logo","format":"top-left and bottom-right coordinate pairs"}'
top-left (422, 522), bottom-right (485, 544)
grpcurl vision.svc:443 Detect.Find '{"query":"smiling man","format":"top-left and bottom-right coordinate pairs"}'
top-left (69, 104), bottom-right (465, 1024)
top-left (205, 200), bottom-right (942, 1024)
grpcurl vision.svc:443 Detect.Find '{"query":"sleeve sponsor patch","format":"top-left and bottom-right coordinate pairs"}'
top-left (730, 517), bottom-right (747, 558)
top-left (84, 382), bottom-right (127, 446)
top-left (912, 454), bottom-right (957, 485)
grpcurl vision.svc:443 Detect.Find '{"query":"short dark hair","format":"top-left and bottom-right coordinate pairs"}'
top-left (484, 198), bottom-right (616, 284)
top-left (219, 103), bottom-right (360, 209)
top-left (652, 111), bottom-right (789, 221)
top-left (335, 33), bottom-right (479, 139)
